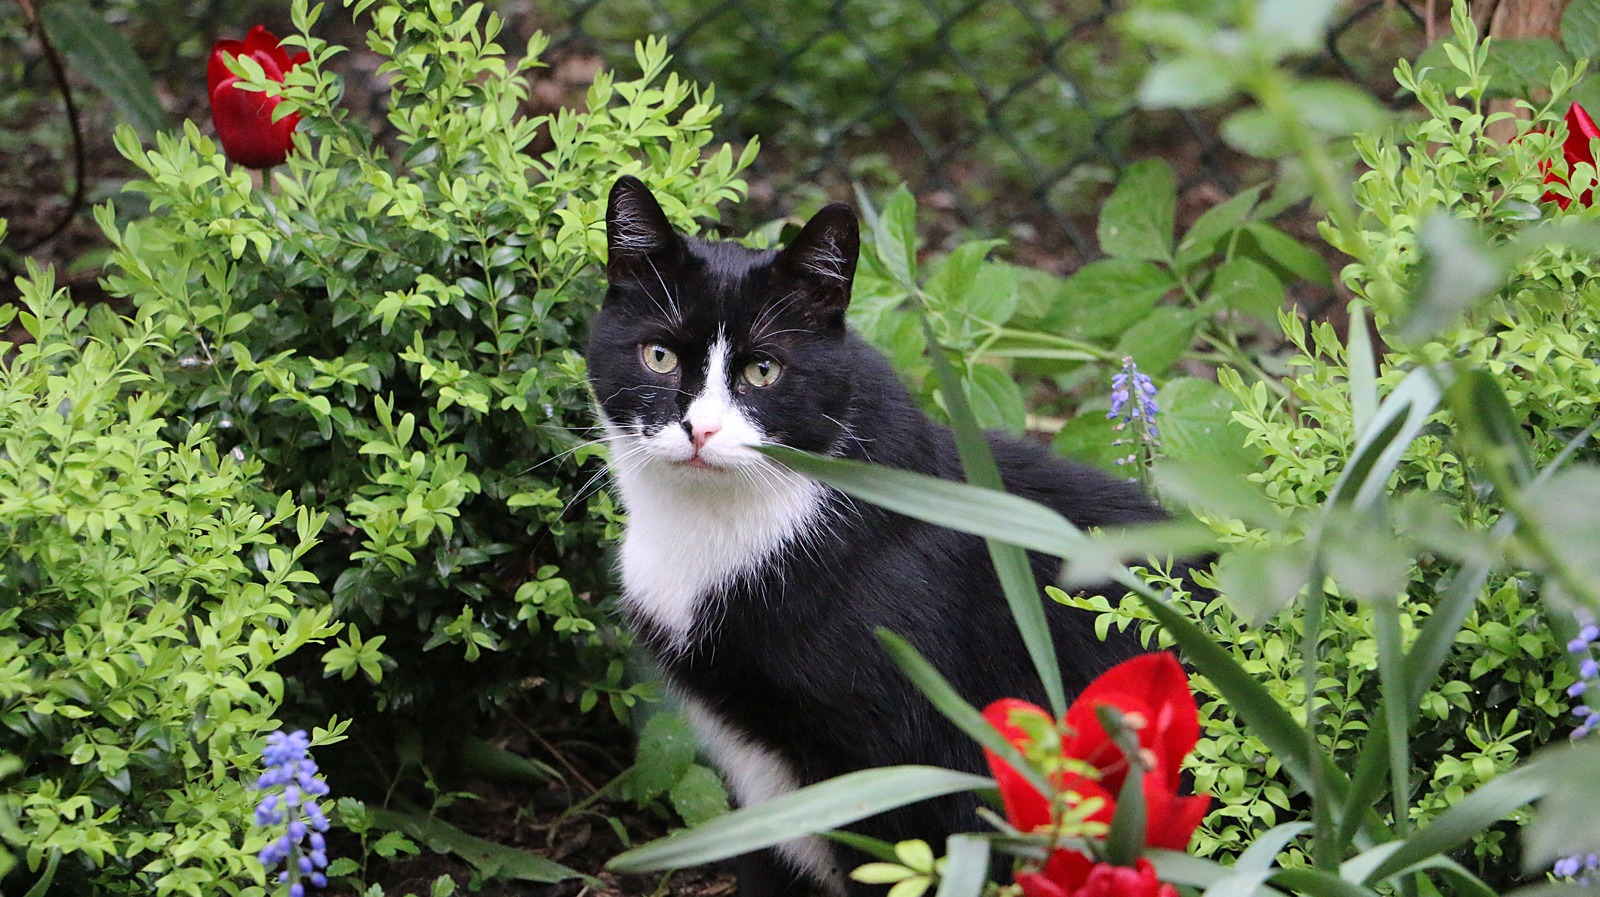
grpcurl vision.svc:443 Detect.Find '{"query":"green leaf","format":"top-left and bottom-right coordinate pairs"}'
top-left (1327, 367), bottom-right (1443, 511)
top-left (1054, 413), bottom-right (1129, 473)
top-left (669, 764), bottom-right (731, 827)
top-left (1398, 215), bottom-right (1507, 344)
top-left (1239, 222), bottom-right (1332, 286)
top-left (1206, 256), bottom-right (1284, 322)
top-left (963, 363), bottom-right (1027, 434)
top-left (1211, 542), bottom-right (1313, 624)
top-left (1153, 458), bottom-right (1283, 532)
top-left (608, 767), bottom-right (994, 872)
top-left (1114, 307), bottom-right (1198, 373)
top-left (1140, 56), bottom-right (1238, 109)
top-left (1357, 759), bottom-right (1551, 884)
top-left (1099, 160), bottom-right (1176, 262)
top-left (1176, 185), bottom-right (1265, 273)
top-left (1130, 590), bottom-right (1349, 810)
top-left (1447, 368), bottom-right (1536, 488)
top-left (875, 186), bottom-right (920, 291)
top-left (1254, 0), bottom-right (1339, 54)
top-left (369, 807), bottom-right (589, 883)
top-left (1221, 107), bottom-right (1286, 158)
top-left (39, 3), bottom-right (169, 140)
top-left (1289, 79), bottom-right (1391, 140)
top-left (1099, 704), bottom-right (1149, 867)
top-left (1562, 0), bottom-right (1600, 61)
top-left (624, 712), bottom-right (698, 803)
top-left (934, 835), bottom-right (991, 897)
top-left (1153, 377), bottom-right (1253, 468)
top-left (1347, 305), bottom-right (1377, 439)
top-left (1058, 519), bottom-right (1219, 590)
top-left (927, 323), bottom-right (1064, 715)
top-left (1045, 259), bottom-right (1175, 340)
top-left (876, 629), bottom-right (1050, 797)
top-left (760, 447), bottom-right (1084, 559)
top-left (1487, 38), bottom-right (1573, 97)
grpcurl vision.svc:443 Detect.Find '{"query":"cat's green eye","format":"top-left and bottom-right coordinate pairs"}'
top-left (743, 358), bottom-right (782, 388)
top-left (641, 343), bottom-right (678, 374)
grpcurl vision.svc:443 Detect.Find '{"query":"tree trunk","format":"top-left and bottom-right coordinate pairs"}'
top-left (1486, 0), bottom-right (1571, 142)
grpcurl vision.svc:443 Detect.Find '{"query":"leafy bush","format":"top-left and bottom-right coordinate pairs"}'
top-left (0, 257), bottom-right (341, 895)
top-left (99, 0), bottom-right (754, 754)
top-left (1050, 2), bottom-right (1600, 881)
top-left (570, 0), bottom-right (1147, 211)
top-left (846, 175), bottom-right (1316, 472)
top-left (611, 3), bottom-right (1600, 895)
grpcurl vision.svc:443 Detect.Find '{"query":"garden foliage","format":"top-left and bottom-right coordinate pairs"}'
top-left (611, 2), bottom-right (1600, 895)
top-left (0, 256), bottom-right (342, 895)
top-left (1061, 5), bottom-right (1600, 876)
top-left (99, 0), bottom-right (753, 735)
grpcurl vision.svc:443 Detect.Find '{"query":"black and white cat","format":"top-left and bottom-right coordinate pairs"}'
top-left (587, 176), bottom-right (1166, 897)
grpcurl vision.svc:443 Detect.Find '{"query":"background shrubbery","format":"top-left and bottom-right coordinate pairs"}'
top-left (0, 250), bottom-right (341, 894)
top-left (7, 0), bottom-right (1600, 893)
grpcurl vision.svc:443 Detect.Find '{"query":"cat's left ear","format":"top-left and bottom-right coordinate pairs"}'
top-left (607, 175), bottom-right (684, 280)
top-left (774, 203), bottom-right (859, 327)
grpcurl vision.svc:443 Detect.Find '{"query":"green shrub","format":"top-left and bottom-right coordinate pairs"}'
top-left (570, 0), bottom-right (1146, 212)
top-left (99, 0), bottom-right (754, 749)
top-left (0, 259), bottom-right (341, 895)
top-left (1060, 6), bottom-right (1597, 881)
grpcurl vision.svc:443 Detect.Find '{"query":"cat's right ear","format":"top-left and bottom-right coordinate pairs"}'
top-left (607, 176), bottom-right (682, 280)
top-left (773, 203), bottom-right (860, 329)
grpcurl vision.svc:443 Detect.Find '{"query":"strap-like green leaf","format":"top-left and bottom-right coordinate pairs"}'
top-left (39, 3), bottom-right (169, 140)
top-left (1130, 589), bottom-right (1346, 805)
top-left (1327, 367), bottom-right (1442, 511)
top-left (876, 629), bottom-right (1051, 797)
top-left (925, 317), bottom-right (1065, 716)
top-left (1098, 704), bottom-right (1148, 868)
top-left (761, 447), bottom-right (1084, 558)
top-left (934, 834), bottom-right (992, 897)
top-left (608, 766), bottom-right (994, 872)
top-left (369, 807), bottom-right (589, 883)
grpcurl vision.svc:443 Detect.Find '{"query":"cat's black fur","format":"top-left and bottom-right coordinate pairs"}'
top-left (588, 176), bottom-right (1165, 897)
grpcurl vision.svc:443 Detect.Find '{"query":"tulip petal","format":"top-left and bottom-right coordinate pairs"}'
top-left (981, 699), bottom-right (1055, 832)
top-left (207, 25), bottom-right (305, 169)
top-left (210, 78), bottom-right (298, 169)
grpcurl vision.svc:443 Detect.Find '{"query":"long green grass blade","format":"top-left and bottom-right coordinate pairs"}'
top-left (1327, 367), bottom-right (1442, 511)
top-left (608, 766), bottom-right (993, 872)
top-left (39, 3), bottom-right (169, 139)
top-left (1358, 764), bottom-right (1545, 884)
top-left (925, 317), bottom-right (1066, 716)
top-left (934, 835), bottom-right (992, 897)
top-left (761, 447), bottom-right (1083, 558)
top-left (1129, 588), bottom-right (1346, 805)
top-left (876, 628), bottom-right (1049, 796)
top-left (369, 807), bottom-right (589, 883)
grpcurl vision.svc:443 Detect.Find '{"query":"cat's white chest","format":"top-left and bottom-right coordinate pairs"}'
top-left (612, 453), bottom-right (827, 652)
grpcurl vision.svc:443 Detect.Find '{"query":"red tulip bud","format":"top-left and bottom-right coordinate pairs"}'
top-left (208, 25), bottom-right (309, 169)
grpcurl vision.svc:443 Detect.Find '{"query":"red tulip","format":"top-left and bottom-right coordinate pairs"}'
top-left (982, 653), bottom-right (1209, 851)
top-left (208, 25), bottom-right (308, 169)
top-left (1541, 102), bottom-right (1600, 209)
top-left (1017, 852), bottom-right (1179, 897)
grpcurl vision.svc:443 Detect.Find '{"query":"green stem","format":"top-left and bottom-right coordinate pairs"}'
top-left (1248, 70), bottom-right (1368, 262)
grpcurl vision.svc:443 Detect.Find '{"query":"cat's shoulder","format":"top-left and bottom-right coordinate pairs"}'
top-left (988, 431), bottom-right (1166, 529)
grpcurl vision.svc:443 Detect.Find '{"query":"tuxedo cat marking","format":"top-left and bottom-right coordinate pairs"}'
top-left (588, 176), bottom-right (1166, 897)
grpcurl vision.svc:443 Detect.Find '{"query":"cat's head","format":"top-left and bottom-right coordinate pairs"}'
top-left (587, 176), bottom-right (861, 478)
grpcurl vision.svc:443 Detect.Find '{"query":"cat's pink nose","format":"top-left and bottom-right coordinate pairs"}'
top-left (687, 419), bottom-right (721, 451)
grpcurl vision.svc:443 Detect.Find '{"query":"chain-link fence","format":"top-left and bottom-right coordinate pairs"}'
top-left (519, 0), bottom-right (1428, 269)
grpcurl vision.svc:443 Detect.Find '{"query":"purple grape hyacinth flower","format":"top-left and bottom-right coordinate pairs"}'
top-left (253, 729), bottom-right (331, 895)
top-left (1108, 356), bottom-right (1160, 470)
top-left (1554, 617), bottom-right (1600, 884)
